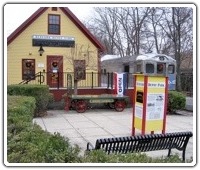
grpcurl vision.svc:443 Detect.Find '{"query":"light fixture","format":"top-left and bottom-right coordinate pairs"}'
top-left (38, 45), bottom-right (44, 56)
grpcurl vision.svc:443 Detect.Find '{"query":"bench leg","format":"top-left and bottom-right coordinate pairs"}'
top-left (168, 148), bottom-right (186, 162)
top-left (167, 148), bottom-right (171, 157)
top-left (86, 142), bottom-right (95, 151)
top-left (182, 149), bottom-right (186, 162)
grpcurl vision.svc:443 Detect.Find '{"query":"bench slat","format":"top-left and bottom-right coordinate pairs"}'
top-left (87, 131), bottom-right (193, 162)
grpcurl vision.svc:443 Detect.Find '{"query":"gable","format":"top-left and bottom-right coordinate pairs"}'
top-left (7, 7), bottom-right (104, 52)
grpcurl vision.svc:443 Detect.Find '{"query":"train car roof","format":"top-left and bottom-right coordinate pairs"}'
top-left (136, 53), bottom-right (176, 63)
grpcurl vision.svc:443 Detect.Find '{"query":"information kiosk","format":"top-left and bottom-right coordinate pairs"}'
top-left (132, 53), bottom-right (176, 135)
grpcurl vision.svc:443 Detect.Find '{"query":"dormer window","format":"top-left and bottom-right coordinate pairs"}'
top-left (48, 14), bottom-right (60, 34)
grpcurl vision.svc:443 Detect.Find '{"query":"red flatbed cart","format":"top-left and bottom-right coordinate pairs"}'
top-left (69, 94), bottom-right (129, 113)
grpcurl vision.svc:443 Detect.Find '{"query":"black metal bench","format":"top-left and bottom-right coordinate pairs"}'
top-left (86, 131), bottom-right (193, 162)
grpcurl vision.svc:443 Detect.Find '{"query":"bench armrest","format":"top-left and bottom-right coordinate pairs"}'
top-left (86, 142), bottom-right (95, 151)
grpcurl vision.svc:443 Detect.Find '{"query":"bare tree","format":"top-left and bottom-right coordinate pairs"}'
top-left (159, 7), bottom-right (193, 91)
top-left (87, 7), bottom-right (119, 55)
top-left (64, 44), bottom-right (99, 94)
top-left (87, 7), bottom-right (151, 56)
top-left (84, 7), bottom-right (193, 92)
top-left (143, 7), bottom-right (165, 53)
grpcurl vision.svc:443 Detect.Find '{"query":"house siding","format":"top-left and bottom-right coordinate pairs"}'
top-left (7, 7), bottom-right (99, 85)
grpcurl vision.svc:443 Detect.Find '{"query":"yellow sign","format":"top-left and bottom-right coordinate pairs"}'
top-left (132, 75), bottom-right (167, 135)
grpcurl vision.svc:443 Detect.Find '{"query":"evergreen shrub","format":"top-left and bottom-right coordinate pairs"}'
top-left (168, 91), bottom-right (186, 114)
top-left (7, 85), bottom-right (52, 117)
top-left (7, 95), bottom-right (81, 163)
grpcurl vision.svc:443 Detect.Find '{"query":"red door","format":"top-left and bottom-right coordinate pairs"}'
top-left (47, 56), bottom-right (63, 88)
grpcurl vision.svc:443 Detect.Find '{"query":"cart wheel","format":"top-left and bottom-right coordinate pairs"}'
top-left (70, 100), bottom-right (76, 110)
top-left (114, 100), bottom-right (125, 112)
top-left (75, 100), bottom-right (87, 113)
top-left (108, 102), bottom-right (115, 109)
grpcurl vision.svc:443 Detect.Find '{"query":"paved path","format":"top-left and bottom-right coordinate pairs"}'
top-left (33, 108), bottom-right (194, 161)
top-left (186, 97), bottom-right (193, 111)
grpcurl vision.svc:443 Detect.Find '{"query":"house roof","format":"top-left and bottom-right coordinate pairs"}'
top-left (7, 7), bottom-right (105, 52)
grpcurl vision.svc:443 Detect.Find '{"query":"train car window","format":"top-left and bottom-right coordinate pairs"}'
top-left (135, 64), bottom-right (142, 73)
top-left (146, 63), bottom-right (154, 73)
top-left (168, 65), bottom-right (175, 74)
top-left (157, 63), bottom-right (165, 74)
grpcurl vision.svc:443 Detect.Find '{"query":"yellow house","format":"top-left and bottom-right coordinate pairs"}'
top-left (7, 7), bottom-right (104, 88)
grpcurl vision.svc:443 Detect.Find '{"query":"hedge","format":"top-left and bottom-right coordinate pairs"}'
top-left (7, 85), bottom-right (52, 117)
top-left (168, 91), bottom-right (186, 114)
top-left (7, 95), bottom-right (36, 135)
top-left (7, 95), bottom-right (81, 163)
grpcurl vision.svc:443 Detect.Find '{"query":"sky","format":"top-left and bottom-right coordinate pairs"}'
top-left (5, 3), bottom-right (198, 37)
top-left (5, 4), bottom-right (94, 36)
